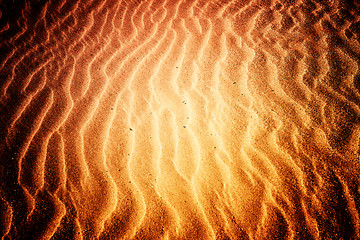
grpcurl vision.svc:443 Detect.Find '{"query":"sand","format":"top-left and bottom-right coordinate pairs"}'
top-left (0, 0), bottom-right (360, 239)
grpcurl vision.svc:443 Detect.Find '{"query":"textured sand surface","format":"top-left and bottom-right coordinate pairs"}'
top-left (1, 0), bottom-right (360, 239)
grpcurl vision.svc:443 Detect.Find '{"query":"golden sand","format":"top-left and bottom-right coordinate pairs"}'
top-left (0, 0), bottom-right (360, 239)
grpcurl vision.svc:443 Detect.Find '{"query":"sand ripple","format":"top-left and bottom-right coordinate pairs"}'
top-left (1, 0), bottom-right (360, 239)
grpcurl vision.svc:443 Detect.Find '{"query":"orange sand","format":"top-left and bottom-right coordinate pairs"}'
top-left (0, 0), bottom-right (360, 239)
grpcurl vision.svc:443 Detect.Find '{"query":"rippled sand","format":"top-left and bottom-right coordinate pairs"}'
top-left (1, 0), bottom-right (360, 239)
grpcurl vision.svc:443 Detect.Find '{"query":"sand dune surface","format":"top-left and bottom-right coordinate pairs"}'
top-left (1, 0), bottom-right (360, 239)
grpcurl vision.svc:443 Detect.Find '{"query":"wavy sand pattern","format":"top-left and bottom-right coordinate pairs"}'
top-left (1, 0), bottom-right (360, 239)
